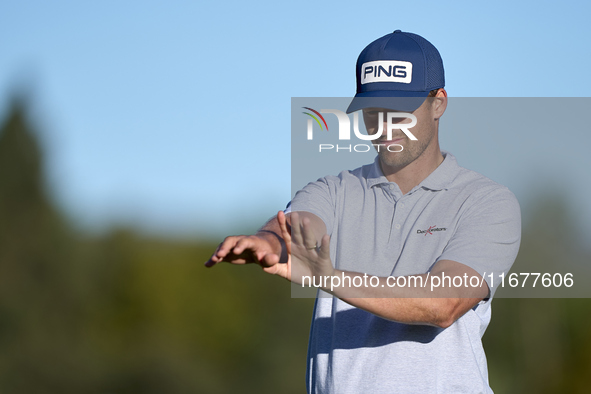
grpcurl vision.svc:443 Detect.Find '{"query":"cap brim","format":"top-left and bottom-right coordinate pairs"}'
top-left (346, 91), bottom-right (430, 113)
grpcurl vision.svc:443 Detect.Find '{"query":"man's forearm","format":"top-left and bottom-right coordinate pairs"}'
top-left (308, 260), bottom-right (488, 328)
top-left (328, 270), bottom-right (469, 328)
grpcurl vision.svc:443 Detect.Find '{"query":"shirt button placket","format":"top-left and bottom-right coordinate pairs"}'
top-left (395, 198), bottom-right (405, 230)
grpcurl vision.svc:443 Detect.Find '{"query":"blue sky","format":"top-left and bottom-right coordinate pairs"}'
top-left (1, 0), bottom-right (590, 239)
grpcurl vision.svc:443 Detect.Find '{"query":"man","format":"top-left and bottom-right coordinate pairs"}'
top-left (206, 30), bottom-right (521, 393)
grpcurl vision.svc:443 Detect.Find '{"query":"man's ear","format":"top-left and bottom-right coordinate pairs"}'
top-left (432, 88), bottom-right (448, 120)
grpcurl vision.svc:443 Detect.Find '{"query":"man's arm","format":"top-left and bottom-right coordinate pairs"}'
top-left (206, 210), bottom-right (487, 328)
top-left (287, 211), bottom-right (488, 328)
top-left (204, 214), bottom-right (284, 268)
top-left (205, 211), bottom-right (325, 281)
top-left (332, 260), bottom-right (488, 329)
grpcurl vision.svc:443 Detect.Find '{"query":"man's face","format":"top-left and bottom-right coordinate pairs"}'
top-left (362, 97), bottom-right (438, 172)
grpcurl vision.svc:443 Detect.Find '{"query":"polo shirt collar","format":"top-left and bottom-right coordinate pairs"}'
top-left (367, 157), bottom-right (390, 188)
top-left (419, 151), bottom-right (459, 191)
top-left (366, 151), bottom-right (459, 191)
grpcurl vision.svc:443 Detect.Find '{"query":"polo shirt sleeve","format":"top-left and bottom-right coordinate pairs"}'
top-left (288, 177), bottom-right (336, 236)
top-left (436, 186), bottom-right (522, 297)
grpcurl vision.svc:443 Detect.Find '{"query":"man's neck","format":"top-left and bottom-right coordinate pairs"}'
top-left (380, 145), bottom-right (445, 195)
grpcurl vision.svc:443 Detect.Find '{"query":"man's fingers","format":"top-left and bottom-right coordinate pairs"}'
top-left (204, 258), bottom-right (216, 268)
top-left (204, 216), bottom-right (296, 280)
top-left (277, 211), bottom-right (292, 261)
top-left (204, 238), bottom-right (235, 267)
top-left (318, 234), bottom-right (331, 259)
top-left (205, 253), bottom-right (248, 267)
top-left (231, 237), bottom-right (257, 255)
top-left (263, 260), bottom-right (285, 276)
top-left (277, 210), bottom-right (286, 227)
top-left (262, 253), bottom-right (290, 279)
top-left (261, 253), bottom-right (279, 268)
top-left (204, 235), bottom-right (265, 267)
top-left (212, 236), bottom-right (241, 259)
top-left (277, 211), bottom-right (291, 242)
top-left (290, 212), bottom-right (305, 246)
top-left (301, 217), bottom-right (318, 250)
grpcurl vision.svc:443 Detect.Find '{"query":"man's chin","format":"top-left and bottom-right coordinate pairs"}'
top-left (378, 152), bottom-right (413, 170)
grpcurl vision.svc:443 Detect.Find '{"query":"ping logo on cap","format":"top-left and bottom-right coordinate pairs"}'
top-left (361, 60), bottom-right (412, 84)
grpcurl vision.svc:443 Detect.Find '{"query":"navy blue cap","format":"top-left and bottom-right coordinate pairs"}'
top-left (346, 30), bottom-right (445, 113)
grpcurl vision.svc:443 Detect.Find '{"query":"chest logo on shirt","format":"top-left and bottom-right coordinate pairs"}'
top-left (417, 225), bottom-right (447, 236)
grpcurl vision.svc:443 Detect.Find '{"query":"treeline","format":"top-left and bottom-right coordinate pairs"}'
top-left (0, 99), bottom-right (589, 393)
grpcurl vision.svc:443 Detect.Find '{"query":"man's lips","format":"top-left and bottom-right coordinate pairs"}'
top-left (376, 137), bottom-right (405, 145)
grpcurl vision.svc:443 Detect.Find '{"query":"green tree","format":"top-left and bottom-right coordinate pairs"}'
top-left (484, 196), bottom-right (591, 393)
top-left (0, 97), bottom-right (93, 392)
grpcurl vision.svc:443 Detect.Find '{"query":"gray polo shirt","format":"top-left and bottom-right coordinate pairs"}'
top-left (290, 152), bottom-right (521, 394)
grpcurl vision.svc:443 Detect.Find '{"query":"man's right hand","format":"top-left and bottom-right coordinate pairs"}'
top-left (204, 210), bottom-right (326, 283)
top-left (204, 211), bottom-right (291, 279)
top-left (204, 234), bottom-right (278, 265)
